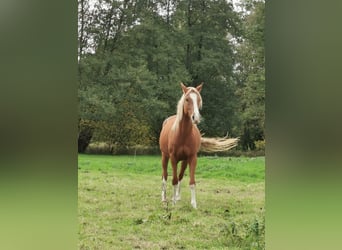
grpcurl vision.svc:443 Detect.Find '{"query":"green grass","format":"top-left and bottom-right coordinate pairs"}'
top-left (78, 154), bottom-right (265, 249)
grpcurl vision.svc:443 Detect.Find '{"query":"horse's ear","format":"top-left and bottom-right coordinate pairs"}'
top-left (196, 82), bottom-right (204, 92)
top-left (180, 82), bottom-right (187, 94)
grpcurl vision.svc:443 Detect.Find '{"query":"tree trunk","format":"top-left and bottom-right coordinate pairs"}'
top-left (78, 0), bottom-right (85, 58)
top-left (78, 126), bottom-right (94, 153)
top-left (186, 0), bottom-right (192, 73)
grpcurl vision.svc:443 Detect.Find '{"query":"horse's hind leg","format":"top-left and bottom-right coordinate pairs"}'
top-left (176, 160), bottom-right (187, 201)
top-left (161, 153), bottom-right (169, 202)
top-left (178, 160), bottom-right (187, 181)
top-left (189, 157), bottom-right (197, 209)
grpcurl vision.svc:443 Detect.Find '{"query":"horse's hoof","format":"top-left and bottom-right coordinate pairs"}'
top-left (191, 202), bottom-right (197, 209)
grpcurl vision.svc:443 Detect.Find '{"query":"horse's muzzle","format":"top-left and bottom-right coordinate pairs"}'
top-left (191, 114), bottom-right (201, 124)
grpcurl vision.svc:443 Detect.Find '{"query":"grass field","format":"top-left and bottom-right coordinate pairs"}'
top-left (78, 154), bottom-right (265, 249)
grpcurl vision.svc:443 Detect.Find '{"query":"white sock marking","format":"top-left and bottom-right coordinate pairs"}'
top-left (172, 184), bottom-right (178, 204)
top-left (176, 181), bottom-right (181, 201)
top-left (190, 184), bottom-right (197, 209)
top-left (161, 178), bottom-right (167, 202)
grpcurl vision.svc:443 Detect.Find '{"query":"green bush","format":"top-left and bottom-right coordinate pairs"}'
top-left (85, 143), bottom-right (160, 155)
top-left (254, 140), bottom-right (265, 151)
top-left (85, 141), bottom-right (265, 156)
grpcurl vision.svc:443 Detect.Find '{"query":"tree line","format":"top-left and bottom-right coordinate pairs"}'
top-left (78, 0), bottom-right (265, 154)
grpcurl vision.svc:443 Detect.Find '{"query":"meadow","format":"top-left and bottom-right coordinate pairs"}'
top-left (78, 154), bottom-right (265, 249)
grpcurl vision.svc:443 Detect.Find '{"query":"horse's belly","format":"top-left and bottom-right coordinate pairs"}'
top-left (175, 149), bottom-right (187, 161)
top-left (174, 145), bottom-right (198, 161)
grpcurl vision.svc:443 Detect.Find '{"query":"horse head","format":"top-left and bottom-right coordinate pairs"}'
top-left (180, 82), bottom-right (203, 125)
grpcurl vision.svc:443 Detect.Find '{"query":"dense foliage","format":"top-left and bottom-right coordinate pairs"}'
top-left (78, 0), bottom-right (265, 153)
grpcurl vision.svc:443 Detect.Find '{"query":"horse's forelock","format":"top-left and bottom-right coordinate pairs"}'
top-left (185, 87), bottom-right (202, 109)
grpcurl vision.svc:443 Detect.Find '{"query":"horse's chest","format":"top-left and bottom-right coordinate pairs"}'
top-left (172, 139), bottom-right (199, 160)
top-left (174, 145), bottom-right (191, 160)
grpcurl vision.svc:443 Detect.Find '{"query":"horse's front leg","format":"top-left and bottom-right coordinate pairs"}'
top-left (161, 153), bottom-right (169, 202)
top-left (170, 156), bottom-right (179, 204)
top-left (189, 156), bottom-right (197, 209)
top-left (176, 160), bottom-right (187, 201)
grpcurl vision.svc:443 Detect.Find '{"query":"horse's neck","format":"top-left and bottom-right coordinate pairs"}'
top-left (178, 116), bottom-right (193, 135)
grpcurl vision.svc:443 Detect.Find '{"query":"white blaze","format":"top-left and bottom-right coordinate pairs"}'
top-left (189, 92), bottom-right (200, 123)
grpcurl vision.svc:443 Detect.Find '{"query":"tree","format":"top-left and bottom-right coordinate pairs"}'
top-left (78, 0), bottom-right (146, 152)
top-left (77, 0), bottom-right (265, 153)
top-left (172, 0), bottom-right (241, 137)
top-left (234, 0), bottom-right (265, 150)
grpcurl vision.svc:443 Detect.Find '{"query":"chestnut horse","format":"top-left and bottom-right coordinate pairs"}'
top-left (159, 83), bottom-right (203, 208)
top-left (159, 83), bottom-right (238, 209)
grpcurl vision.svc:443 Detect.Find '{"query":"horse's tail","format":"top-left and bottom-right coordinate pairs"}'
top-left (200, 136), bottom-right (239, 153)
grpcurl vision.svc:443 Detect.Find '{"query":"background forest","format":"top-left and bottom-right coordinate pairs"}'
top-left (78, 0), bottom-right (265, 155)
